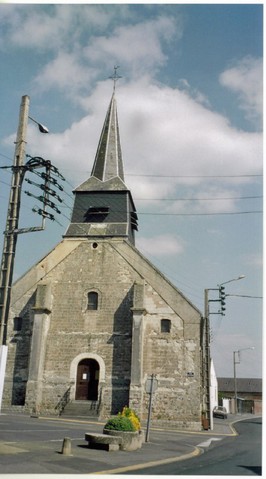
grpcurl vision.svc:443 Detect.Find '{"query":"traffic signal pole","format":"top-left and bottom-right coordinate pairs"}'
top-left (204, 289), bottom-right (211, 429)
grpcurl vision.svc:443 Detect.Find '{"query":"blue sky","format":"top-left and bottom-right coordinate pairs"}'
top-left (0, 3), bottom-right (263, 378)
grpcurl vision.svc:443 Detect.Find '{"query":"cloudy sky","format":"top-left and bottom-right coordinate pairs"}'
top-left (0, 3), bottom-right (263, 378)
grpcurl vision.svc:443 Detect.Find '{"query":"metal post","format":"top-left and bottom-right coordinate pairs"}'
top-left (145, 374), bottom-right (154, 442)
top-left (233, 351), bottom-right (238, 414)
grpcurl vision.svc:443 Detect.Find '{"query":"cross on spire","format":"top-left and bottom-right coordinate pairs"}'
top-left (109, 65), bottom-right (122, 92)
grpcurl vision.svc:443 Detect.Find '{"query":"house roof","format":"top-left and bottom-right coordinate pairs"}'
top-left (218, 377), bottom-right (262, 393)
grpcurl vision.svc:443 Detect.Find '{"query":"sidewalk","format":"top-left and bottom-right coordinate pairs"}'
top-left (0, 413), bottom-right (259, 475)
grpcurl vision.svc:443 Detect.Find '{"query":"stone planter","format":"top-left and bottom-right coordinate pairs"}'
top-left (103, 428), bottom-right (143, 451)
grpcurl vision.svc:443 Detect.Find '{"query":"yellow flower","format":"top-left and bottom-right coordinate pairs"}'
top-left (120, 406), bottom-right (141, 431)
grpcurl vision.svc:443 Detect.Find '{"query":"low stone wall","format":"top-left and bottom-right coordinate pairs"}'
top-left (103, 428), bottom-right (143, 451)
top-left (85, 432), bottom-right (121, 451)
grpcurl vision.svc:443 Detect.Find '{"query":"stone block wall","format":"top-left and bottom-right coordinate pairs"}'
top-left (3, 239), bottom-right (203, 429)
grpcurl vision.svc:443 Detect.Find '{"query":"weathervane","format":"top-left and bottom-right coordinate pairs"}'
top-left (109, 65), bottom-right (122, 92)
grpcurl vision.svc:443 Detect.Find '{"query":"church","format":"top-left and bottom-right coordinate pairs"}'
top-left (2, 85), bottom-right (207, 431)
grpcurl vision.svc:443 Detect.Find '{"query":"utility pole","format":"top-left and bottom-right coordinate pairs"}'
top-left (0, 95), bottom-right (29, 347)
top-left (203, 289), bottom-right (211, 429)
top-left (203, 284), bottom-right (228, 430)
top-left (0, 96), bottom-right (63, 412)
top-left (233, 347), bottom-right (254, 414)
top-left (0, 96), bottom-right (29, 410)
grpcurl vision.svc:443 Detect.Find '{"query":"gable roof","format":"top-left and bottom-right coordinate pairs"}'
top-left (11, 238), bottom-right (202, 324)
top-left (218, 377), bottom-right (262, 393)
top-left (111, 240), bottom-right (202, 322)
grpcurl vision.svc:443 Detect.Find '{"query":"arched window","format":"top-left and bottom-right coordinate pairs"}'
top-left (87, 292), bottom-right (98, 310)
top-left (161, 319), bottom-right (171, 333)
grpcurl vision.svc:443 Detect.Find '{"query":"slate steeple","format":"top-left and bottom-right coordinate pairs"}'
top-left (91, 93), bottom-right (124, 182)
top-left (65, 86), bottom-right (138, 244)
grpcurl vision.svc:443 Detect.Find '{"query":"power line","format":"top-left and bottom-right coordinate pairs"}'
top-left (126, 173), bottom-right (262, 178)
top-left (138, 210), bottom-right (262, 216)
top-left (135, 195), bottom-right (262, 202)
top-left (0, 153), bottom-right (13, 163)
top-left (226, 294), bottom-right (263, 299)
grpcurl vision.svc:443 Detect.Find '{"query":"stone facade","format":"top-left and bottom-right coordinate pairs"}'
top-left (3, 238), bottom-right (203, 429)
top-left (2, 92), bottom-right (205, 430)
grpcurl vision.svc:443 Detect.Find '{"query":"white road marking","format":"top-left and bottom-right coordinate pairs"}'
top-left (197, 437), bottom-right (222, 448)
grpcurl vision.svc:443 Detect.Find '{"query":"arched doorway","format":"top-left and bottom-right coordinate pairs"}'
top-left (75, 358), bottom-right (99, 400)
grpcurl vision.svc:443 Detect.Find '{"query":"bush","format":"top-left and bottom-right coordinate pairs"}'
top-left (104, 416), bottom-right (135, 432)
top-left (119, 406), bottom-right (141, 431)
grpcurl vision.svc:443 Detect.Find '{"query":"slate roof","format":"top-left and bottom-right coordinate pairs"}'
top-left (218, 377), bottom-right (262, 393)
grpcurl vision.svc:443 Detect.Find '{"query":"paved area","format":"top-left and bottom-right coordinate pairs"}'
top-left (0, 413), bottom-right (260, 475)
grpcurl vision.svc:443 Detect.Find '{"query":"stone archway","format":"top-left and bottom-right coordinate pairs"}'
top-left (70, 353), bottom-right (105, 402)
top-left (75, 358), bottom-right (99, 400)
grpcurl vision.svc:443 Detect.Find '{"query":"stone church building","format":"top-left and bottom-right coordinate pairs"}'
top-left (2, 90), bottom-right (207, 430)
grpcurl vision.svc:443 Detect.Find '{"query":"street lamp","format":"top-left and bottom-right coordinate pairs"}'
top-left (29, 116), bottom-right (49, 133)
top-left (233, 347), bottom-right (255, 414)
top-left (219, 275), bottom-right (245, 286)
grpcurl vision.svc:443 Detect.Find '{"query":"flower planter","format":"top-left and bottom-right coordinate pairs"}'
top-left (103, 428), bottom-right (143, 451)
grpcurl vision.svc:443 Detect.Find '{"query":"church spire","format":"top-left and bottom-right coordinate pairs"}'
top-left (91, 92), bottom-right (124, 182)
top-left (91, 67), bottom-right (124, 182)
top-left (64, 68), bottom-right (138, 244)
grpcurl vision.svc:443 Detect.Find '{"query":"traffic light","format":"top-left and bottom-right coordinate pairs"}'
top-left (219, 285), bottom-right (226, 315)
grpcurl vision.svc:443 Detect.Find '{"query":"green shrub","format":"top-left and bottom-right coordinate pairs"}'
top-left (104, 416), bottom-right (136, 431)
top-left (119, 406), bottom-right (141, 431)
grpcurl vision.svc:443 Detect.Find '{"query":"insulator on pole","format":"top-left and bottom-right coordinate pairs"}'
top-left (33, 170), bottom-right (64, 190)
top-left (32, 207), bottom-right (55, 221)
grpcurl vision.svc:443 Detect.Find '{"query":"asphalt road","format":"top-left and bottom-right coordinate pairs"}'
top-left (0, 414), bottom-right (213, 474)
top-left (0, 413), bottom-right (261, 475)
top-left (120, 417), bottom-right (262, 475)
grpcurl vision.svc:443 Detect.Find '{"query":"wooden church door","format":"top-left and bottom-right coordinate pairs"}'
top-left (75, 358), bottom-right (99, 400)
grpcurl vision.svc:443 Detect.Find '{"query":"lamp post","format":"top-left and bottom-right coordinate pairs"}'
top-left (233, 347), bottom-right (254, 414)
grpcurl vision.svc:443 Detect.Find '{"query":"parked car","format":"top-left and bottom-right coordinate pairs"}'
top-left (213, 406), bottom-right (227, 419)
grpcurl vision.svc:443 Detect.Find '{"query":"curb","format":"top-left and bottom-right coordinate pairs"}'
top-left (90, 445), bottom-right (202, 475)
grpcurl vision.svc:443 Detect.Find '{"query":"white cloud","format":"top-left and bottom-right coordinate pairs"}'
top-left (83, 16), bottom-right (179, 77)
top-left (4, 78), bottom-right (261, 215)
top-left (0, 5), bottom-right (124, 51)
top-left (33, 51), bottom-right (97, 100)
top-left (1, 7), bottom-right (262, 219)
top-left (162, 187), bottom-right (243, 215)
top-left (137, 234), bottom-right (185, 257)
top-left (219, 56), bottom-right (263, 129)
